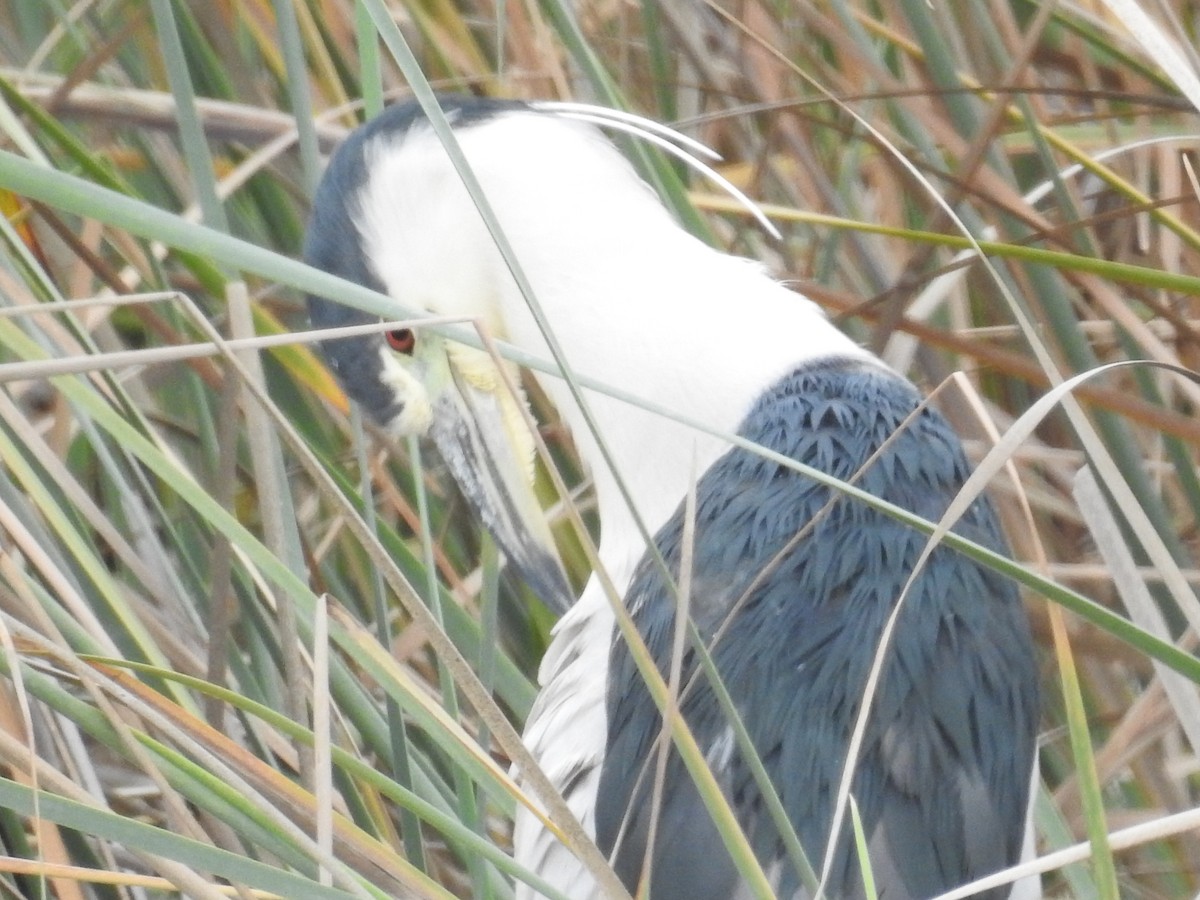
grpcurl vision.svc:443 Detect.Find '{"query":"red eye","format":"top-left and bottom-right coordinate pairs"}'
top-left (386, 328), bottom-right (416, 355)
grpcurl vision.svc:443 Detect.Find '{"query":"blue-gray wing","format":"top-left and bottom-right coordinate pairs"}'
top-left (595, 359), bottom-right (1039, 900)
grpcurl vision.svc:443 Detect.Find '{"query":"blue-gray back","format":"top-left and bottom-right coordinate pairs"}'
top-left (596, 358), bottom-right (1039, 900)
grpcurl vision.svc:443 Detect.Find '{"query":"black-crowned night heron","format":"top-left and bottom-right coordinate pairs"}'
top-left (304, 96), bottom-right (1040, 900)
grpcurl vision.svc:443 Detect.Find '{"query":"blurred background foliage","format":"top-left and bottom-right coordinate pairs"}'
top-left (0, 0), bottom-right (1197, 897)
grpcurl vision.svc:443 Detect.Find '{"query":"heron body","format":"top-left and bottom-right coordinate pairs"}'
top-left (305, 97), bottom-right (1040, 900)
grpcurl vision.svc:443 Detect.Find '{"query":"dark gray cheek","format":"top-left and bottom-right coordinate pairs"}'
top-left (316, 334), bottom-right (406, 427)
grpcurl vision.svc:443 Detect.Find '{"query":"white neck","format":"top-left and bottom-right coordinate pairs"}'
top-left (510, 251), bottom-right (871, 584)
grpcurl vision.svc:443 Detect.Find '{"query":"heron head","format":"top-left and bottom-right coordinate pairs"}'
top-left (304, 95), bottom-right (772, 613)
top-left (304, 98), bottom-right (572, 611)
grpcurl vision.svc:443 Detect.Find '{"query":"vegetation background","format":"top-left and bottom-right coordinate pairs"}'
top-left (0, 0), bottom-right (1197, 897)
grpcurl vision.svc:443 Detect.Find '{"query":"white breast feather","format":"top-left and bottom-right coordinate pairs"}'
top-left (513, 582), bottom-right (614, 900)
